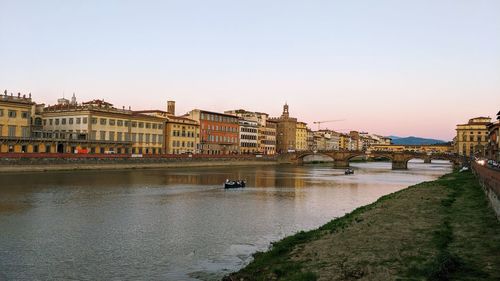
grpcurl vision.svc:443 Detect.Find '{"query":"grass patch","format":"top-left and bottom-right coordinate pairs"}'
top-left (226, 171), bottom-right (500, 281)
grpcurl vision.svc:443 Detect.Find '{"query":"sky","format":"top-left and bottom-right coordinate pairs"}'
top-left (1, 0), bottom-right (499, 141)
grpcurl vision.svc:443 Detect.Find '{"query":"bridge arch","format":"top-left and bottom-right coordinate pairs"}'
top-left (294, 151), bottom-right (335, 164)
top-left (277, 151), bottom-right (460, 170)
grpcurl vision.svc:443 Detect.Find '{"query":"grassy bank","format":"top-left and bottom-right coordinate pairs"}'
top-left (225, 171), bottom-right (500, 281)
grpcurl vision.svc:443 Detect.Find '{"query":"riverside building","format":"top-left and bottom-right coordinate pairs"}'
top-left (455, 117), bottom-right (491, 157)
top-left (238, 119), bottom-right (258, 154)
top-left (270, 103), bottom-right (297, 153)
top-left (486, 111), bottom-right (500, 161)
top-left (0, 91), bottom-right (35, 152)
top-left (187, 109), bottom-right (239, 155)
top-left (136, 101), bottom-right (200, 155)
top-left (295, 121), bottom-right (308, 151)
top-left (42, 98), bottom-right (164, 154)
top-left (224, 109), bottom-right (276, 155)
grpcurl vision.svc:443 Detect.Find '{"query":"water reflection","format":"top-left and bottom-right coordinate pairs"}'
top-left (0, 161), bottom-right (451, 280)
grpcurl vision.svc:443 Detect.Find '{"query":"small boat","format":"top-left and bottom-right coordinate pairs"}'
top-left (224, 179), bottom-right (246, 188)
top-left (344, 168), bottom-right (354, 175)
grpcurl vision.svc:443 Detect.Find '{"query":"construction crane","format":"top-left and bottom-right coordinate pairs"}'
top-left (313, 119), bottom-right (345, 131)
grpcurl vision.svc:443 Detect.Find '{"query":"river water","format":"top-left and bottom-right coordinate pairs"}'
top-left (0, 160), bottom-right (451, 280)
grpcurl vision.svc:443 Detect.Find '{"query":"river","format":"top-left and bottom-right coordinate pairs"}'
top-left (0, 160), bottom-right (451, 280)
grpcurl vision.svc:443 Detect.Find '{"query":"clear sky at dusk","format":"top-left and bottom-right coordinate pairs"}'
top-left (1, 0), bottom-right (499, 140)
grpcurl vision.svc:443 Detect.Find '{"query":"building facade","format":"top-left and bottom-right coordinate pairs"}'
top-left (187, 109), bottom-right (239, 154)
top-left (486, 111), bottom-right (500, 161)
top-left (136, 104), bottom-right (200, 155)
top-left (225, 109), bottom-right (277, 155)
top-left (455, 117), bottom-right (491, 157)
top-left (42, 99), bottom-right (164, 154)
top-left (270, 103), bottom-right (297, 153)
top-left (295, 121), bottom-right (308, 151)
top-left (0, 92), bottom-right (35, 152)
top-left (260, 119), bottom-right (277, 155)
top-left (239, 119), bottom-right (258, 154)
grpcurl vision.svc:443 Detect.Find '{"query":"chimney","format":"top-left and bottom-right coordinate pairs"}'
top-left (167, 100), bottom-right (175, 115)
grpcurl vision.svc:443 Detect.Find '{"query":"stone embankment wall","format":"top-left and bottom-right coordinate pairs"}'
top-left (472, 162), bottom-right (500, 220)
top-left (0, 153), bottom-right (277, 172)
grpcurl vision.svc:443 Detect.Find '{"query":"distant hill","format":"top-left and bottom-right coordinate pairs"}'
top-left (389, 136), bottom-right (447, 145)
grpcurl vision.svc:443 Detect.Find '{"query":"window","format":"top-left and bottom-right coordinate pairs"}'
top-left (100, 118), bottom-right (107, 125)
top-left (91, 130), bottom-right (97, 140)
top-left (125, 121), bottom-right (130, 127)
top-left (8, 125), bottom-right (16, 137)
top-left (49, 119), bottom-right (53, 125)
top-left (139, 122), bottom-right (144, 128)
top-left (69, 118), bottom-right (74, 125)
top-left (76, 118), bottom-right (81, 124)
top-left (117, 132), bottom-right (122, 141)
top-left (100, 131), bottom-right (106, 140)
top-left (117, 120), bottom-right (123, 126)
top-left (152, 123), bottom-right (157, 129)
top-left (131, 133), bottom-right (137, 142)
top-left (132, 122), bottom-right (137, 127)
top-left (61, 118), bottom-right (66, 125)
top-left (55, 119), bottom-right (60, 125)
top-left (109, 131), bottom-right (115, 141)
top-left (84, 117), bottom-right (89, 124)
top-left (109, 119), bottom-right (116, 126)
top-left (158, 124), bottom-right (163, 130)
top-left (8, 110), bottom-right (16, 118)
top-left (21, 111), bottom-right (29, 119)
top-left (138, 133), bottom-right (144, 143)
top-left (22, 127), bottom-right (29, 137)
top-left (0, 109), bottom-right (3, 116)
top-left (152, 134), bottom-right (156, 143)
top-left (145, 134), bottom-right (150, 143)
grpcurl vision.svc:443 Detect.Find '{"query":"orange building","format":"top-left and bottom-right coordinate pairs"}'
top-left (187, 109), bottom-right (239, 155)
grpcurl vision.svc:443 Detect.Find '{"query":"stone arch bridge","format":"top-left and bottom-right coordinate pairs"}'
top-left (277, 150), bottom-right (459, 170)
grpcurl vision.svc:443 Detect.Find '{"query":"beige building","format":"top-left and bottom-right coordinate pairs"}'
top-left (295, 122), bottom-right (308, 151)
top-left (456, 117), bottom-right (491, 157)
top-left (42, 98), bottom-right (164, 154)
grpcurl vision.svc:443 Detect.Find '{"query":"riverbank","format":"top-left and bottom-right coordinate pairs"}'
top-left (225, 171), bottom-right (500, 281)
top-left (0, 156), bottom-right (277, 172)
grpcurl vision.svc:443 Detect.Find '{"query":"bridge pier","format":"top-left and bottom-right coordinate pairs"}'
top-left (333, 160), bottom-right (350, 169)
top-left (392, 161), bottom-right (408, 170)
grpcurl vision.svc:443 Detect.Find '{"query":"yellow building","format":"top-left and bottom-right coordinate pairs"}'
top-left (136, 101), bottom-right (200, 155)
top-left (339, 133), bottom-right (351, 150)
top-left (456, 117), bottom-right (491, 157)
top-left (165, 116), bottom-right (199, 154)
top-left (260, 120), bottom-right (276, 155)
top-left (295, 121), bottom-right (308, 151)
top-left (0, 92), bottom-right (34, 152)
